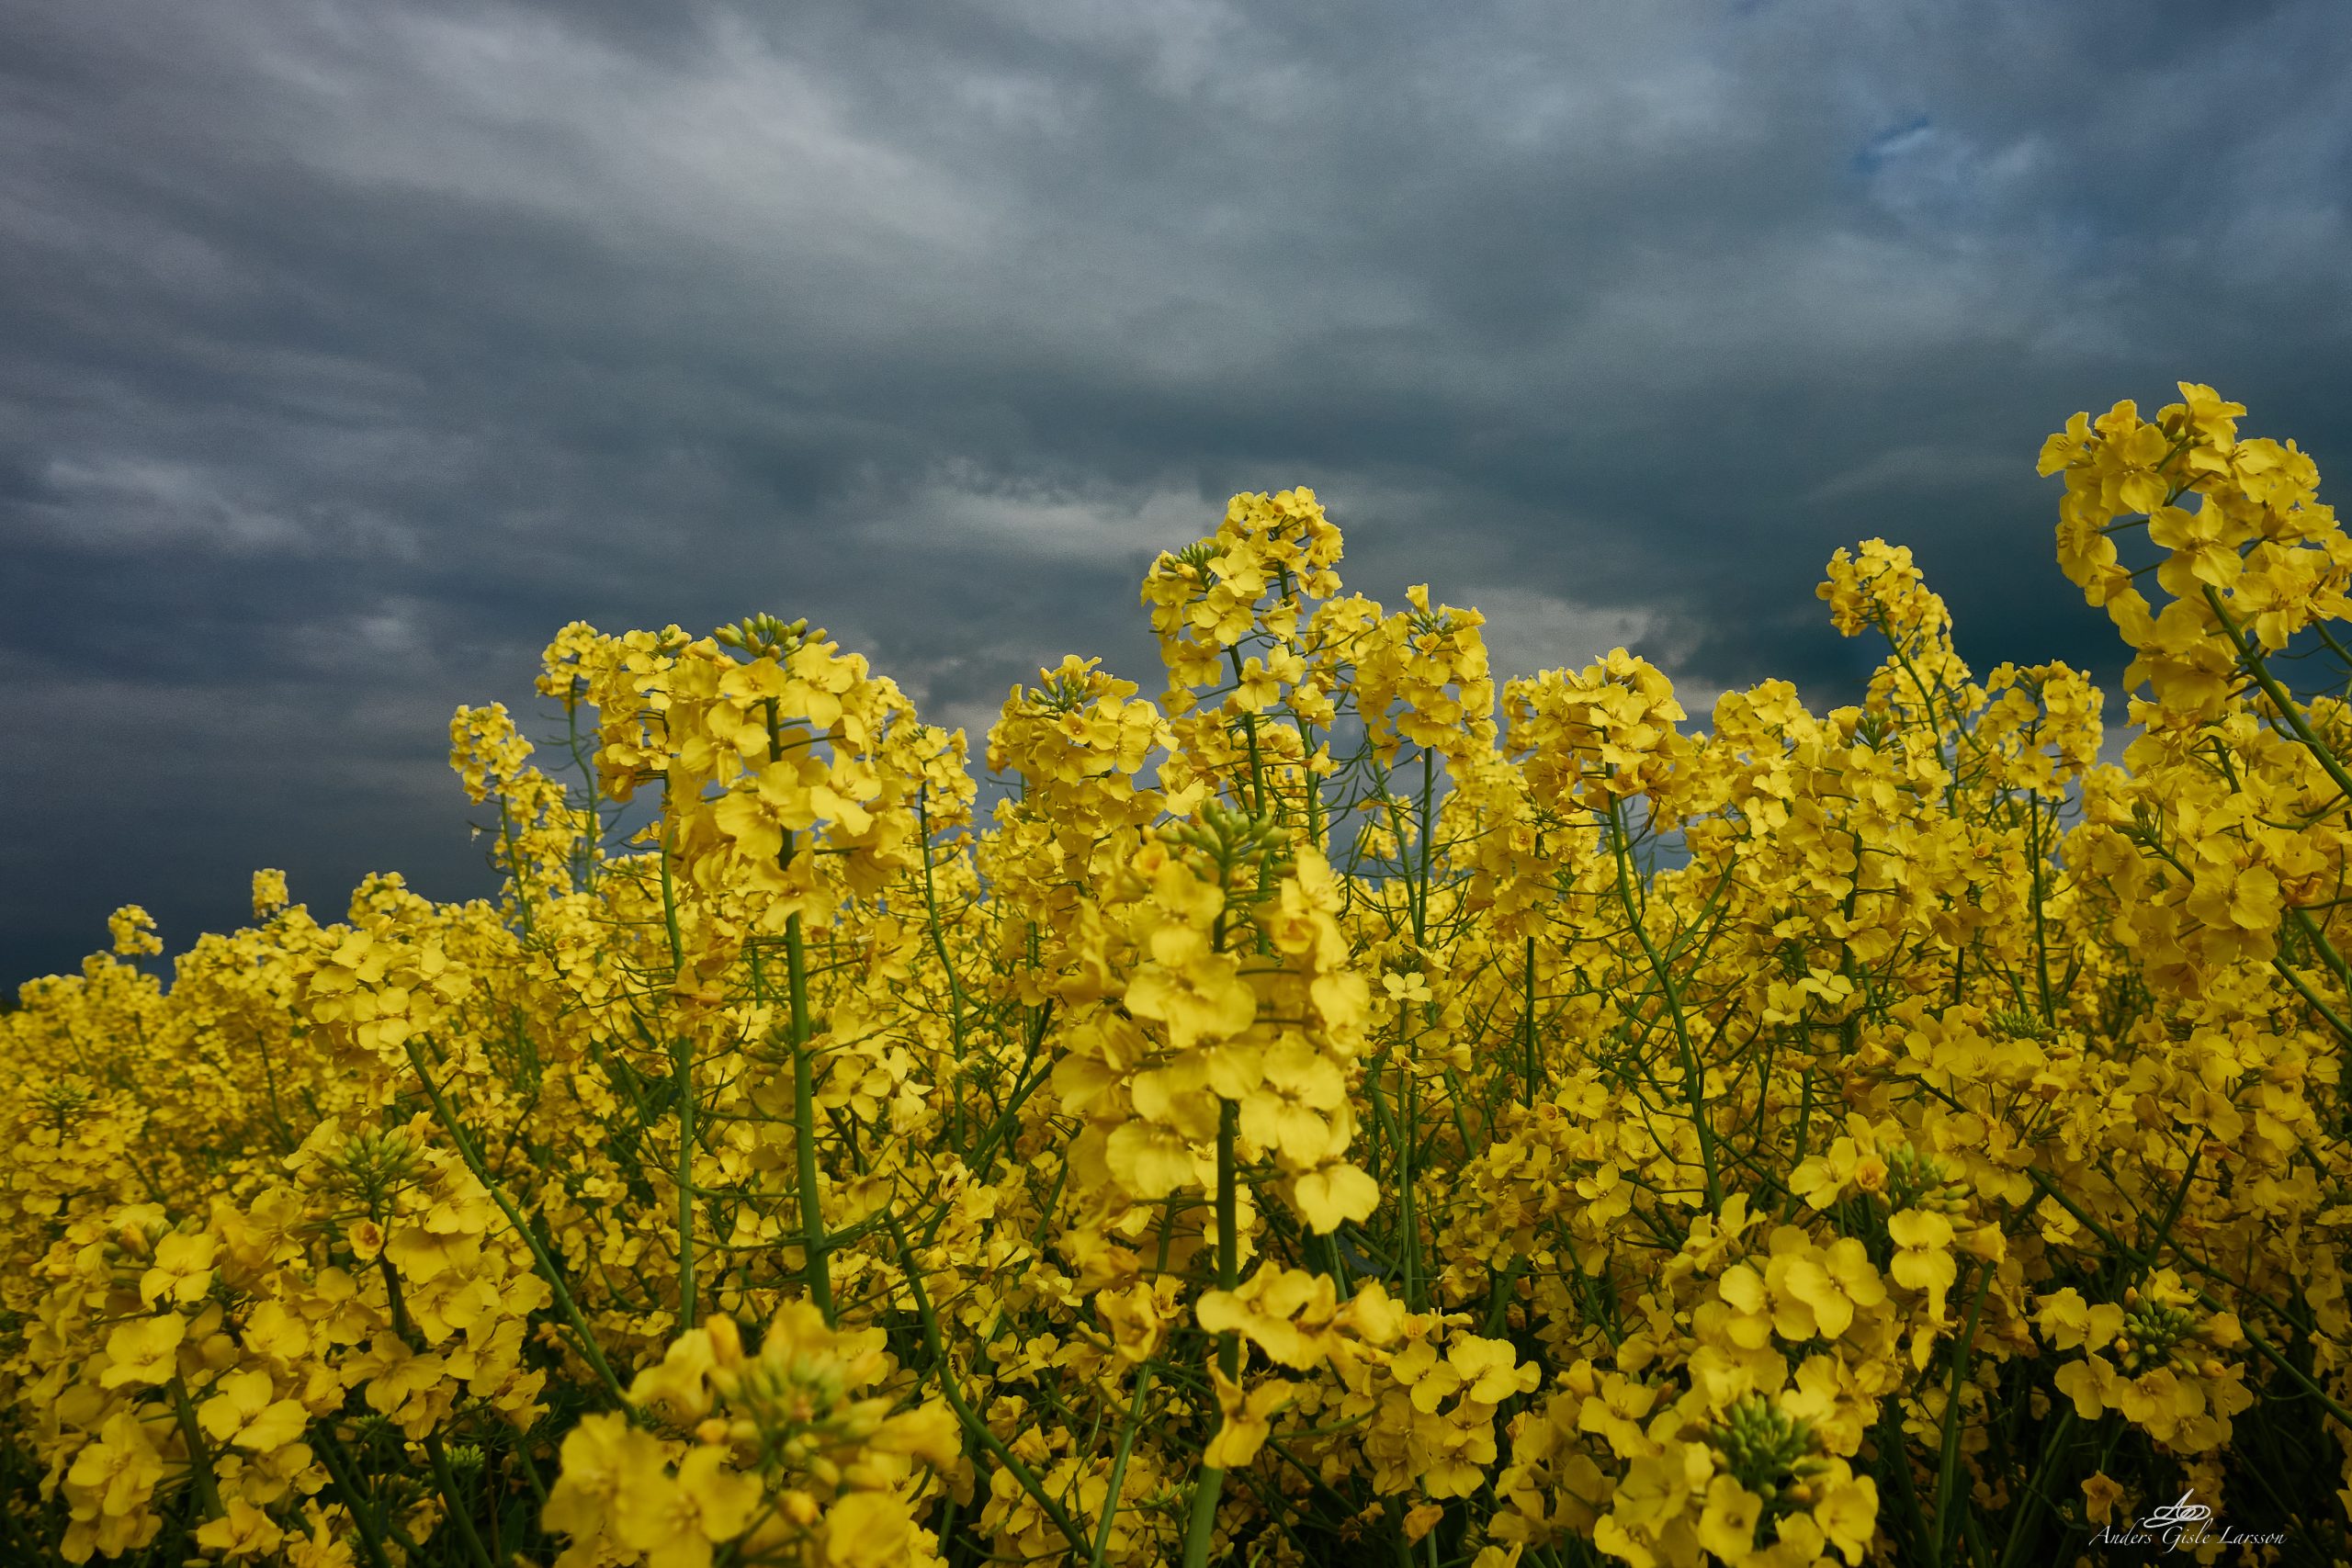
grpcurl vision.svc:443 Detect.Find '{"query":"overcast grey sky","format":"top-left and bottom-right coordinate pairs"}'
top-left (6, 0), bottom-right (2349, 987)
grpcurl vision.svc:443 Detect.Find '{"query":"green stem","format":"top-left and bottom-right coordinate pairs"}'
top-left (1607, 796), bottom-right (1721, 1209)
top-left (786, 906), bottom-right (832, 1323)
top-left (401, 1037), bottom-right (628, 1407)
top-left (424, 1429), bottom-right (499, 1568)
top-left (498, 801), bottom-right (539, 946)
top-left (2207, 585), bottom-right (2352, 804)
top-left (914, 788), bottom-right (970, 1063)
top-left (1182, 1101), bottom-right (1242, 1568)
top-left (1398, 1020), bottom-right (1421, 1311)
top-left (2136, 820), bottom-right (2352, 1045)
top-left (2286, 904), bottom-right (2352, 1013)
top-left (657, 814), bottom-right (684, 971)
top-left (1088, 1363), bottom-right (1158, 1568)
top-left (2028, 799), bottom-right (2054, 1025)
top-left (659, 795), bottom-right (696, 1333)
top-left (1933, 1264), bottom-right (1995, 1566)
top-left (1301, 721), bottom-right (1328, 853)
top-left (1216, 1100), bottom-right (1239, 1363)
top-left (1992, 1407), bottom-right (2078, 1568)
top-left (961, 1000), bottom-right (1056, 1180)
top-left (314, 1429), bottom-right (396, 1568)
top-left (881, 1213), bottom-right (1090, 1558)
top-left (1182, 1464), bottom-right (1227, 1568)
top-left (166, 1375), bottom-right (225, 1522)
top-left (1522, 934), bottom-right (1540, 1107)
top-left (1228, 645), bottom-right (1270, 817)
top-left (2272, 948), bottom-right (2352, 1044)
top-left (375, 1254), bottom-right (501, 1568)
top-left (564, 696), bottom-right (602, 896)
top-left (675, 1025), bottom-right (696, 1332)
top-left (755, 704), bottom-right (831, 1320)
top-left (1415, 748), bottom-right (1435, 947)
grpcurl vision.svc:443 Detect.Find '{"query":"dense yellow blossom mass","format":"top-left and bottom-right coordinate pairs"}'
top-left (6, 387), bottom-right (2351, 1565)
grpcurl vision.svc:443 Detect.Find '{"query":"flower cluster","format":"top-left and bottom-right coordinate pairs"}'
top-left (6, 397), bottom-right (2352, 1567)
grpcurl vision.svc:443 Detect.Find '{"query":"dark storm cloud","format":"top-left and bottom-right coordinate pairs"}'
top-left (5, 0), bottom-right (2349, 984)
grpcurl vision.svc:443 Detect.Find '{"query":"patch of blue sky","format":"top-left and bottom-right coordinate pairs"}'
top-left (1851, 114), bottom-right (1937, 178)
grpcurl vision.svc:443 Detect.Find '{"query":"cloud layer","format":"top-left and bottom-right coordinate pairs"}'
top-left (6, 0), bottom-right (2349, 984)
